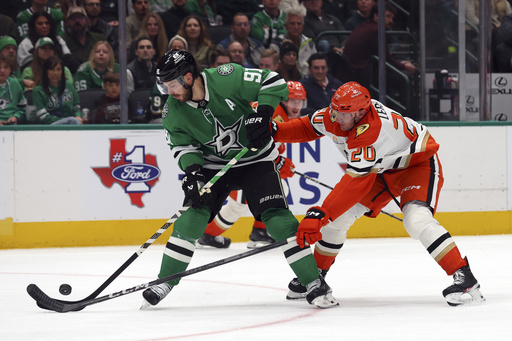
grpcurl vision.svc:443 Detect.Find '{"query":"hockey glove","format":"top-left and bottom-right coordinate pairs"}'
top-left (297, 206), bottom-right (330, 248)
top-left (275, 156), bottom-right (295, 179)
top-left (245, 105), bottom-right (273, 151)
top-left (181, 164), bottom-right (207, 209)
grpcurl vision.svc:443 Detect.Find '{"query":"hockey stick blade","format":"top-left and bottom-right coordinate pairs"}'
top-left (27, 148), bottom-right (250, 312)
top-left (292, 169), bottom-right (403, 222)
top-left (27, 236), bottom-right (294, 313)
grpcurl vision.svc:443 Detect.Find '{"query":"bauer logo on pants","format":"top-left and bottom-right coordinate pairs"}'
top-left (93, 139), bottom-right (161, 207)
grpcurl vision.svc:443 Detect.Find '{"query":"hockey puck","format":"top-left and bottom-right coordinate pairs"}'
top-left (59, 284), bottom-right (72, 295)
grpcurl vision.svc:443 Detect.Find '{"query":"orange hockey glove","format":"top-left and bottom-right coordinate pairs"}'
top-left (297, 206), bottom-right (330, 248)
top-left (275, 156), bottom-right (295, 179)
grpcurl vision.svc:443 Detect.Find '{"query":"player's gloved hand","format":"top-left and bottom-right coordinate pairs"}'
top-left (245, 104), bottom-right (273, 151)
top-left (297, 206), bottom-right (330, 248)
top-left (181, 164), bottom-right (207, 209)
top-left (271, 120), bottom-right (279, 137)
top-left (275, 156), bottom-right (295, 179)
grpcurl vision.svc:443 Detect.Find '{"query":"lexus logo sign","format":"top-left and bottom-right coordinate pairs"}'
top-left (494, 77), bottom-right (507, 87)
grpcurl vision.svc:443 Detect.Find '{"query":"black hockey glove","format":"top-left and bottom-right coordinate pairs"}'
top-left (245, 105), bottom-right (273, 151)
top-left (181, 164), bottom-right (207, 209)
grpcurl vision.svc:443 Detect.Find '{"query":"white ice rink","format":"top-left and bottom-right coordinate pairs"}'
top-left (1, 234), bottom-right (511, 341)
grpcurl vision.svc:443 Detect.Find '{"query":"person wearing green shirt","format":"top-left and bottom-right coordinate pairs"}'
top-left (0, 55), bottom-right (26, 125)
top-left (32, 56), bottom-right (82, 125)
top-left (16, 0), bottom-right (64, 39)
top-left (140, 49), bottom-right (339, 309)
top-left (74, 40), bottom-right (120, 91)
top-left (250, 0), bottom-right (287, 48)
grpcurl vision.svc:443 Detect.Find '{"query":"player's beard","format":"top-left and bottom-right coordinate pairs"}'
top-left (178, 86), bottom-right (192, 102)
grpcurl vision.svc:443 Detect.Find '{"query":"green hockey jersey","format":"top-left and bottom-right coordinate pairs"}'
top-left (16, 7), bottom-right (64, 39)
top-left (74, 62), bottom-right (120, 91)
top-left (0, 77), bottom-right (27, 121)
top-left (162, 63), bottom-right (289, 171)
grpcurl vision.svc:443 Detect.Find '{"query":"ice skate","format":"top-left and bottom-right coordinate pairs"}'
top-left (196, 233), bottom-right (231, 249)
top-left (141, 282), bottom-right (173, 309)
top-left (247, 227), bottom-right (275, 249)
top-left (442, 258), bottom-right (485, 306)
top-left (286, 269), bottom-right (328, 300)
top-left (306, 276), bottom-right (339, 308)
top-left (286, 277), bottom-right (307, 300)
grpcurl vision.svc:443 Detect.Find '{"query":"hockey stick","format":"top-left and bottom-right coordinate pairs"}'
top-left (31, 147), bottom-right (249, 312)
top-left (27, 236), bottom-right (295, 313)
top-left (292, 169), bottom-right (404, 222)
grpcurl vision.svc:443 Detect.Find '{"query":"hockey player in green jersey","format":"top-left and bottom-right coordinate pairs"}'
top-left (142, 49), bottom-right (338, 309)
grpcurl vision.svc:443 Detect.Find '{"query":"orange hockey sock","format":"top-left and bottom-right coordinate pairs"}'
top-left (438, 246), bottom-right (468, 275)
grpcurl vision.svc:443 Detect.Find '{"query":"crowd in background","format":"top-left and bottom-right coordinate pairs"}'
top-left (1, 0), bottom-right (511, 125)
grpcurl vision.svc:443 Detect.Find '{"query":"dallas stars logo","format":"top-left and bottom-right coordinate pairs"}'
top-left (204, 116), bottom-right (244, 156)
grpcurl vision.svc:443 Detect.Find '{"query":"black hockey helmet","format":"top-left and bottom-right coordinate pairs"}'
top-left (156, 49), bottom-right (199, 94)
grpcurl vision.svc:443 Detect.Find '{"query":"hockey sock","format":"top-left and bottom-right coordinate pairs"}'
top-left (204, 219), bottom-right (227, 236)
top-left (314, 248), bottom-right (338, 270)
top-left (158, 207), bottom-right (210, 285)
top-left (438, 246), bottom-right (468, 276)
top-left (253, 219), bottom-right (266, 229)
top-left (263, 208), bottom-right (319, 285)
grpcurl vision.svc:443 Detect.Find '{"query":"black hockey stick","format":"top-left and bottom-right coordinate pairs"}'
top-left (292, 169), bottom-right (404, 222)
top-left (27, 236), bottom-right (295, 313)
top-left (31, 147), bottom-right (249, 312)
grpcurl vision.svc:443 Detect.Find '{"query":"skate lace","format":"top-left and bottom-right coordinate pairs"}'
top-left (214, 236), bottom-right (226, 244)
top-left (152, 283), bottom-right (172, 298)
top-left (453, 269), bottom-right (465, 285)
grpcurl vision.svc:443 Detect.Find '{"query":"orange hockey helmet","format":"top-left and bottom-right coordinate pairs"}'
top-left (287, 81), bottom-right (307, 100)
top-left (329, 82), bottom-right (371, 123)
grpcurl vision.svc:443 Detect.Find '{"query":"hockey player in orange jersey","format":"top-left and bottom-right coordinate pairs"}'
top-left (196, 81), bottom-right (306, 249)
top-left (273, 81), bottom-right (485, 306)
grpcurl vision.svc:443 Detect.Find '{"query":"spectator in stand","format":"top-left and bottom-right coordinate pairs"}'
top-left (301, 0), bottom-right (345, 52)
top-left (344, 0), bottom-right (375, 31)
top-left (186, 0), bottom-right (223, 27)
top-left (0, 54), bottom-right (26, 126)
top-left (16, 0), bottom-right (64, 39)
top-left (343, 3), bottom-right (416, 88)
top-left (270, 4), bottom-right (317, 77)
top-left (99, 0), bottom-right (120, 24)
top-left (276, 40), bottom-right (301, 81)
top-left (21, 37), bottom-right (74, 91)
top-left (63, 6), bottom-right (107, 72)
top-left (0, 14), bottom-right (21, 43)
top-left (91, 71), bottom-right (121, 124)
top-left (32, 55), bottom-right (82, 124)
top-left (17, 12), bottom-right (78, 71)
top-left (168, 35), bottom-right (188, 51)
top-left (83, 0), bottom-right (119, 59)
top-left (216, 0), bottom-right (260, 25)
top-left (217, 13), bottom-right (265, 69)
top-left (126, 0), bottom-right (150, 49)
top-left (74, 41), bottom-right (119, 91)
top-left (227, 41), bottom-right (251, 67)
top-left (0, 36), bottom-right (23, 83)
top-left (251, 0), bottom-right (288, 48)
top-left (158, 0), bottom-right (191, 41)
top-left (259, 48), bottom-right (280, 71)
top-left (209, 48), bottom-right (231, 67)
top-left (150, 0), bottom-right (172, 13)
top-left (127, 36), bottom-right (157, 93)
top-left (176, 15), bottom-right (214, 70)
top-left (321, 0), bottom-right (353, 25)
top-left (129, 12), bottom-right (168, 63)
top-left (495, 13), bottom-right (512, 72)
top-left (299, 52), bottom-right (343, 115)
top-left (466, 0), bottom-right (512, 29)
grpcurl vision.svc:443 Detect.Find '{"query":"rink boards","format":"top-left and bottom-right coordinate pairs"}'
top-left (1, 123), bottom-right (511, 248)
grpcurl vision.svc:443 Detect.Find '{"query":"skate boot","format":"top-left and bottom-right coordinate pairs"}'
top-left (196, 233), bottom-right (231, 249)
top-left (442, 257), bottom-right (485, 306)
top-left (286, 269), bottom-right (329, 300)
top-left (247, 227), bottom-right (275, 249)
top-left (141, 282), bottom-right (173, 308)
top-left (306, 276), bottom-right (339, 308)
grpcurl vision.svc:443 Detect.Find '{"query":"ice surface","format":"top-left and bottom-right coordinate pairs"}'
top-left (1, 235), bottom-right (510, 340)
